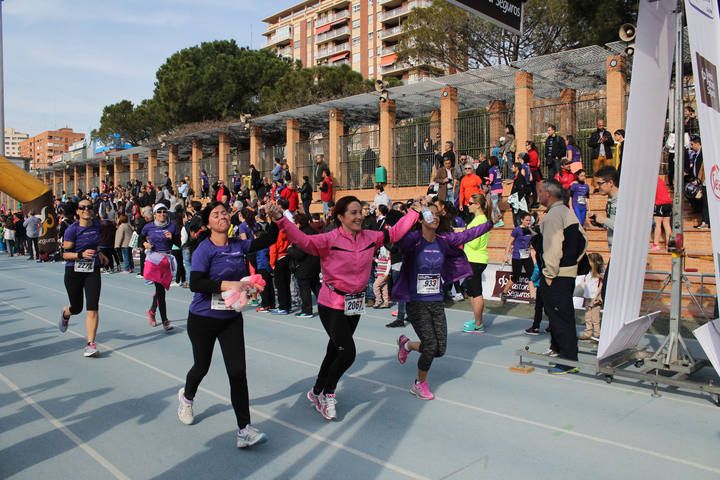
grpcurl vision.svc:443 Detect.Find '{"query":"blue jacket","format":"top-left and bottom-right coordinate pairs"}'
top-left (391, 222), bottom-right (493, 302)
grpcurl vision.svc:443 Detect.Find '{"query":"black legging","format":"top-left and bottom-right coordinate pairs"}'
top-left (64, 268), bottom-right (101, 314)
top-left (314, 305), bottom-right (361, 395)
top-left (258, 268), bottom-right (275, 308)
top-left (172, 250), bottom-right (185, 283)
top-left (297, 276), bottom-right (321, 315)
top-left (150, 282), bottom-right (168, 322)
top-left (274, 256), bottom-right (291, 311)
top-left (184, 311), bottom-right (250, 429)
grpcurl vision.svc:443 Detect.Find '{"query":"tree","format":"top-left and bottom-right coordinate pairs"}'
top-left (396, 0), bottom-right (582, 70)
top-left (565, 0), bottom-right (638, 47)
top-left (92, 99), bottom-right (164, 146)
top-left (152, 40), bottom-right (292, 125)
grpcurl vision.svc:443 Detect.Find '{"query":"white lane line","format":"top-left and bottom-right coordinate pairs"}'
top-left (0, 370), bottom-right (130, 480)
top-left (0, 299), bottom-right (427, 480)
top-left (2, 270), bottom-right (715, 410)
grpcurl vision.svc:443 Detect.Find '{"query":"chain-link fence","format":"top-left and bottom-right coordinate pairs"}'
top-left (200, 156), bottom-right (219, 184)
top-left (175, 159), bottom-right (191, 185)
top-left (530, 97), bottom-right (607, 177)
top-left (392, 121), bottom-right (439, 187)
top-left (258, 145), bottom-right (285, 181)
top-left (225, 150), bottom-right (251, 182)
top-left (296, 138), bottom-right (328, 188)
top-left (455, 109), bottom-right (514, 163)
top-left (339, 129), bottom-right (379, 190)
top-left (135, 163), bottom-right (148, 185)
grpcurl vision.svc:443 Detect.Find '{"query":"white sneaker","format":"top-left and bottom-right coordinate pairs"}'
top-left (542, 348), bottom-right (559, 357)
top-left (319, 393), bottom-right (337, 420)
top-left (452, 293), bottom-right (464, 301)
top-left (236, 425), bottom-right (267, 448)
top-left (177, 388), bottom-right (194, 425)
top-left (170, 281), bottom-right (181, 287)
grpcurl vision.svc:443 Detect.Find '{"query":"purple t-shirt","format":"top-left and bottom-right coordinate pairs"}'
top-left (63, 221), bottom-right (101, 269)
top-left (410, 239), bottom-right (445, 302)
top-left (488, 165), bottom-right (502, 192)
top-left (570, 182), bottom-right (590, 209)
top-left (521, 163), bottom-right (532, 183)
top-left (189, 237), bottom-right (253, 318)
top-left (141, 222), bottom-right (177, 253)
top-left (511, 226), bottom-right (532, 260)
top-left (237, 221), bottom-right (254, 241)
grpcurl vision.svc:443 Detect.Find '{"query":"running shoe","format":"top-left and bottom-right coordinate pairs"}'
top-left (524, 327), bottom-right (540, 335)
top-left (548, 366), bottom-right (579, 375)
top-left (248, 298), bottom-right (259, 307)
top-left (385, 319), bottom-right (405, 328)
top-left (144, 280), bottom-right (153, 285)
top-left (391, 310), bottom-right (398, 317)
top-left (162, 321), bottom-right (174, 333)
top-left (452, 293), bottom-right (464, 302)
top-left (295, 312), bottom-right (314, 318)
top-left (463, 323), bottom-right (485, 334)
top-left (255, 306), bottom-right (273, 313)
top-left (236, 425), bottom-right (268, 448)
top-left (170, 281), bottom-right (181, 287)
top-left (494, 221), bottom-right (505, 228)
top-left (306, 389), bottom-right (321, 411)
top-left (397, 335), bottom-right (410, 364)
top-left (270, 309), bottom-right (289, 315)
top-left (177, 388), bottom-right (194, 425)
top-left (147, 309), bottom-right (157, 327)
top-left (542, 348), bottom-right (559, 357)
top-left (410, 380), bottom-right (434, 400)
top-left (319, 393), bottom-right (337, 420)
top-left (136, 273), bottom-right (143, 278)
top-left (59, 309), bottom-right (69, 333)
top-left (83, 342), bottom-right (99, 357)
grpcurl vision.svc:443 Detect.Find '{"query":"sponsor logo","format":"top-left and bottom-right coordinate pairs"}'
top-left (696, 52), bottom-right (720, 112)
top-left (688, 0), bottom-right (714, 18)
top-left (711, 164), bottom-right (720, 200)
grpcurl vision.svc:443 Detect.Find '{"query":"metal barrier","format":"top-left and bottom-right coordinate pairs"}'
top-left (339, 129), bottom-right (379, 190)
top-left (225, 151), bottom-right (250, 183)
top-left (200, 156), bottom-right (219, 184)
top-left (455, 109), bottom-right (513, 162)
top-left (296, 139), bottom-right (327, 188)
top-left (175, 159), bottom-right (191, 185)
top-left (259, 145), bottom-right (285, 181)
top-left (392, 121), bottom-right (439, 187)
top-left (642, 269), bottom-right (716, 320)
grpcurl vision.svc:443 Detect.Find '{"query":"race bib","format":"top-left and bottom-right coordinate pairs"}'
top-left (344, 293), bottom-right (365, 316)
top-left (74, 259), bottom-right (94, 273)
top-left (211, 293), bottom-right (232, 311)
top-left (519, 248), bottom-right (531, 259)
top-left (577, 196), bottom-right (587, 205)
top-left (416, 274), bottom-right (441, 295)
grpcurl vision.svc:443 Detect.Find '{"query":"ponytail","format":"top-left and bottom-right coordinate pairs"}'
top-left (470, 193), bottom-right (493, 222)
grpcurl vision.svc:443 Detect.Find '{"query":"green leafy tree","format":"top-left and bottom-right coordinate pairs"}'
top-left (566, 0), bottom-right (638, 47)
top-left (92, 99), bottom-right (164, 146)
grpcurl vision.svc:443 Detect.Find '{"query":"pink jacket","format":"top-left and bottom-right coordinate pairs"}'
top-left (276, 209), bottom-right (419, 310)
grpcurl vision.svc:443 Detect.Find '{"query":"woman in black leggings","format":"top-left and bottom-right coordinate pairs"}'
top-left (59, 199), bottom-right (108, 357)
top-left (177, 202), bottom-right (278, 449)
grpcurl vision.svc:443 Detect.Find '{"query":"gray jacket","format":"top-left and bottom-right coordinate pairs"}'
top-left (23, 216), bottom-right (42, 239)
top-left (603, 194), bottom-right (617, 247)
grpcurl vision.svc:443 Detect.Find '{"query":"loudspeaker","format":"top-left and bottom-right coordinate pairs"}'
top-left (619, 23), bottom-right (636, 42)
top-left (624, 43), bottom-right (635, 56)
top-left (379, 91), bottom-right (390, 103)
top-left (375, 79), bottom-right (386, 92)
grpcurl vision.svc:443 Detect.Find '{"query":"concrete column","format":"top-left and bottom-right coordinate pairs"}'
top-left (514, 71), bottom-right (534, 152)
top-left (113, 158), bottom-right (119, 188)
top-left (192, 139), bottom-right (202, 195)
top-left (328, 109), bottom-right (344, 183)
top-left (250, 126), bottom-right (263, 172)
top-left (52, 171), bottom-right (57, 197)
top-left (218, 133), bottom-right (229, 183)
top-left (558, 89), bottom-right (577, 136)
top-left (98, 159), bottom-right (106, 190)
top-left (63, 168), bottom-right (68, 194)
top-left (488, 100), bottom-right (508, 150)
top-left (380, 99), bottom-right (397, 184)
top-left (85, 164), bottom-right (92, 193)
top-left (129, 153), bottom-right (139, 182)
top-left (285, 119), bottom-right (300, 176)
top-left (440, 87), bottom-right (458, 150)
top-left (168, 145), bottom-right (177, 184)
top-left (606, 55), bottom-right (627, 132)
top-left (73, 165), bottom-right (79, 194)
top-left (148, 149), bottom-right (157, 185)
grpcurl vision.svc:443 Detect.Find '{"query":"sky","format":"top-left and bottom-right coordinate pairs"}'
top-left (3, 0), bottom-right (294, 137)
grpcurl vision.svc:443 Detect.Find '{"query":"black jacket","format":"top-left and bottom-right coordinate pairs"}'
top-left (287, 225), bottom-right (321, 279)
top-left (300, 182), bottom-right (313, 202)
top-left (544, 135), bottom-right (566, 164)
top-left (588, 129), bottom-right (614, 159)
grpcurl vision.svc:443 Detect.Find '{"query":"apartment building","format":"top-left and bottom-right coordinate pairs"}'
top-left (4, 128), bottom-right (29, 157)
top-left (19, 128), bottom-right (85, 169)
top-left (262, 0), bottom-right (439, 84)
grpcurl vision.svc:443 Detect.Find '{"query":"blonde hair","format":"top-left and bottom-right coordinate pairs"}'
top-left (469, 193), bottom-right (493, 221)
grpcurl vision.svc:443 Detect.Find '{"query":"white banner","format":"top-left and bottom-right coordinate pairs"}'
top-left (685, 0), bottom-right (720, 375)
top-left (597, 0), bottom-right (678, 360)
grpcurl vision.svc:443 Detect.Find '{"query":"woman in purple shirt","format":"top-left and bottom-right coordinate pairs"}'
top-left (177, 201), bottom-right (278, 449)
top-left (500, 211), bottom-right (534, 302)
top-left (141, 204), bottom-right (180, 331)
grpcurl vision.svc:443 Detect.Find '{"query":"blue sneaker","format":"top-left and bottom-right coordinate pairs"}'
top-left (463, 323), bottom-right (485, 334)
top-left (271, 309), bottom-right (289, 315)
top-left (144, 280), bottom-right (153, 286)
top-left (295, 312), bottom-right (313, 318)
top-left (548, 366), bottom-right (579, 375)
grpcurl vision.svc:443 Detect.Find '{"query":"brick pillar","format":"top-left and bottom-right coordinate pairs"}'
top-left (147, 149), bottom-right (157, 184)
top-left (192, 139), bottom-right (202, 195)
top-left (514, 71), bottom-right (534, 151)
top-left (168, 144), bottom-right (177, 184)
top-left (63, 167), bottom-right (68, 194)
top-left (250, 126), bottom-right (263, 171)
top-left (218, 133), bottom-right (229, 183)
top-left (86, 164), bottom-right (92, 192)
top-left (328, 109), bottom-right (344, 184)
top-left (488, 100), bottom-right (508, 150)
top-left (73, 165), bottom-right (78, 194)
top-left (98, 159), bottom-right (106, 190)
top-left (129, 153), bottom-right (139, 182)
top-left (558, 88), bottom-right (576, 136)
top-left (440, 87), bottom-right (458, 149)
top-left (285, 119), bottom-right (300, 176)
top-left (113, 158), bottom-right (119, 188)
top-left (52, 171), bottom-right (57, 197)
top-left (606, 55), bottom-right (627, 132)
top-left (380, 99), bottom-right (397, 184)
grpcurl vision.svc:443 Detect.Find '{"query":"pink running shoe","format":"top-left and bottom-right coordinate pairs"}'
top-left (306, 389), bottom-right (321, 412)
top-left (410, 380), bottom-right (435, 400)
top-left (397, 335), bottom-right (410, 365)
top-left (147, 309), bottom-right (157, 327)
top-left (319, 393), bottom-right (337, 420)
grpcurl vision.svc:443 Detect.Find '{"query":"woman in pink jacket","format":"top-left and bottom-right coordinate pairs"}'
top-left (268, 196), bottom-right (421, 421)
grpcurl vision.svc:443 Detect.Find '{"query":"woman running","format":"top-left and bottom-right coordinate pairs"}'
top-left (462, 194), bottom-right (494, 334)
top-left (141, 203), bottom-right (180, 332)
top-left (177, 201), bottom-right (278, 448)
top-left (268, 196), bottom-right (421, 420)
top-left (395, 202), bottom-right (494, 399)
top-left (58, 200), bottom-right (108, 357)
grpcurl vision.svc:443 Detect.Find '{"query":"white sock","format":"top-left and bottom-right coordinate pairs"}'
top-left (403, 342), bottom-right (411, 352)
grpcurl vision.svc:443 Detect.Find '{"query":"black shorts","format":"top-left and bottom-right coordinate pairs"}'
top-left (654, 204), bottom-right (672, 217)
top-left (465, 262), bottom-right (487, 297)
top-left (511, 257), bottom-right (535, 283)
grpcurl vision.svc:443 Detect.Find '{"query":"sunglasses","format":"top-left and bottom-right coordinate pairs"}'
top-left (77, 205), bottom-right (92, 211)
top-left (155, 210), bottom-right (168, 214)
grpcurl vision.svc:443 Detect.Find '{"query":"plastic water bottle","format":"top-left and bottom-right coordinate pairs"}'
top-left (421, 207), bottom-right (434, 224)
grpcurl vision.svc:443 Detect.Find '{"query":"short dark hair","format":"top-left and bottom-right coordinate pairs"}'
top-left (690, 135), bottom-right (702, 145)
top-left (614, 129), bottom-right (625, 137)
top-left (595, 166), bottom-right (618, 184)
top-left (547, 124), bottom-right (556, 131)
top-left (277, 198), bottom-right (290, 210)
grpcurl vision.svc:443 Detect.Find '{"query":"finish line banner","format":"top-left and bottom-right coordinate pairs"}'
top-left (685, 0), bottom-right (720, 375)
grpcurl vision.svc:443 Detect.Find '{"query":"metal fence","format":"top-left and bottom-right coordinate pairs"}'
top-left (455, 109), bottom-right (513, 162)
top-left (117, 171), bottom-right (130, 188)
top-left (200, 156), bottom-right (219, 184)
top-left (530, 97), bottom-right (607, 177)
top-left (296, 139), bottom-right (328, 187)
top-left (339, 129), bottom-right (379, 190)
top-left (175, 159), bottom-right (191, 185)
top-left (392, 121), bottom-right (439, 187)
top-left (135, 166), bottom-right (148, 185)
top-left (259, 145), bottom-right (285, 181)
top-left (225, 150), bottom-right (251, 183)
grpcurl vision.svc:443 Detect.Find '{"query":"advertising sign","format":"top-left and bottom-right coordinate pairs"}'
top-left (491, 269), bottom-right (531, 303)
top-left (445, 0), bottom-right (524, 35)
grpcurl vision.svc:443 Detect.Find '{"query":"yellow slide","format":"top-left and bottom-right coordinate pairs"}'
top-left (0, 156), bottom-right (58, 254)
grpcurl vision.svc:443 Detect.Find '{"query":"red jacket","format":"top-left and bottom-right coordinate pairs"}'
top-left (554, 170), bottom-right (576, 190)
top-left (270, 229), bottom-right (289, 268)
top-left (320, 176), bottom-right (333, 203)
top-left (459, 174), bottom-right (482, 206)
top-left (280, 186), bottom-right (299, 212)
top-left (655, 177), bottom-right (672, 205)
top-left (527, 149), bottom-right (540, 170)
